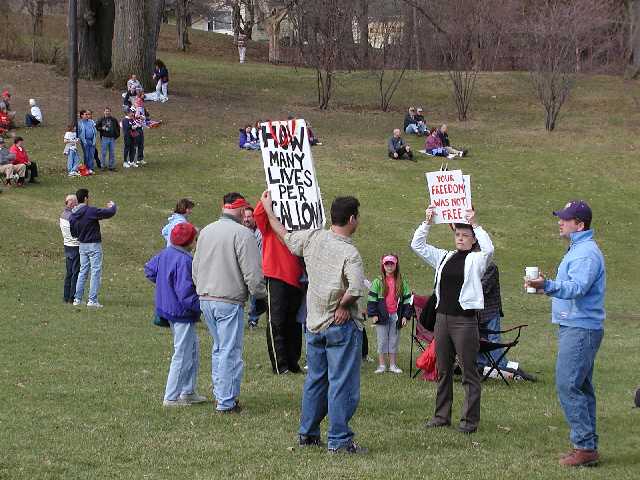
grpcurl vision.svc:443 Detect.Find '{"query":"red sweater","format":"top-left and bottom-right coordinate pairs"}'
top-left (254, 201), bottom-right (302, 289)
top-left (10, 145), bottom-right (30, 164)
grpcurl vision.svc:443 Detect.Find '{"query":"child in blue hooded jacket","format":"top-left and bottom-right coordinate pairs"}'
top-left (145, 222), bottom-right (205, 407)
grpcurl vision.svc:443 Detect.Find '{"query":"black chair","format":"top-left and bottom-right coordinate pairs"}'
top-left (479, 324), bottom-right (528, 386)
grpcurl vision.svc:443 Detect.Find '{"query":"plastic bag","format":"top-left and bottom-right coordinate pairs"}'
top-left (416, 340), bottom-right (438, 382)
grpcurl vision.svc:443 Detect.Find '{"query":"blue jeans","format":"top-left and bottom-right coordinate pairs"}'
top-left (405, 124), bottom-right (427, 135)
top-left (75, 242), bottom-right (103, 303)
top-left (242, 142), bottom-right (260, 151)
top-left (477, 313), bottom-right (508, 369)
top-left (201, 300), bottom-right (244, 411)
top-left (299, 320), bottom-right (362, 450)
top-left (556, 326), bottom-right (604, 450)
top-left (164, 321), bottom-right (200, 401)
top-left (248, 295), bottom-right (259, 325)
top-left (81, 141), bottom-right (95, 170)
top-left (66, 150), bottom-right (80, 173)
top-left (101, 137), bottom-right (116, 169)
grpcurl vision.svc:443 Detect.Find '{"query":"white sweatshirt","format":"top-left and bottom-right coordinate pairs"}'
top-left (411, 222), bottom-right (494, 310)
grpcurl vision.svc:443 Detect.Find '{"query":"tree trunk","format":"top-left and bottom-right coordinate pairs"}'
top-left (110, 0), bottom-right (164, 89)
top-left (413, 5), bottom-right (420, 70)
top-left (34, 0), bottom-right (44, 36)
top-left (176, 0), bottom-right (188, 51)
top-left (358, 0), bottom-right (369, 67)
top-left (628, 0), bottom-right (640, 78)
top-left (79, 0), bottom-right (115, 80)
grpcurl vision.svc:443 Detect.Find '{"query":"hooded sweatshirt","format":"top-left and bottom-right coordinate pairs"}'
top-left (161, 213), bottom-right (188, 246)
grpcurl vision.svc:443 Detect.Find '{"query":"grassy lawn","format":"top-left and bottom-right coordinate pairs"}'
top-left (1, 31), bottom-right (640, 479)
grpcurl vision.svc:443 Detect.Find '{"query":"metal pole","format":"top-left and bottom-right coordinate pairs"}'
top-left (68, 0), bottom-right (78, 129)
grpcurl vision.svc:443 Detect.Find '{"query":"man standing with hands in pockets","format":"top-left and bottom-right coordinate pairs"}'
top-left (526, 200), bottom-right (605, 467)
top-left (260, 190), bottom-right (368, 454)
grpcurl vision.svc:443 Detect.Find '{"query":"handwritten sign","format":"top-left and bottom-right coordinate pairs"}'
top-left (425, 169), bottom-right (472, 224)
top-left (260, 119), bottom-right (325, 230)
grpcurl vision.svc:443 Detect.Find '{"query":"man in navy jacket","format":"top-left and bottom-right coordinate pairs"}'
top-left (70, 188), bottom-right (117, 308)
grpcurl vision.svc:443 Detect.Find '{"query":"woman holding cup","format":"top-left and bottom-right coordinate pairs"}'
top-left (411, 206), bottom-right (494, 433)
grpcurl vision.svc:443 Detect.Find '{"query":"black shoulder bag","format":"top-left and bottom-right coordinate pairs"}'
top-left (418, 254), bottom-right (448, 331)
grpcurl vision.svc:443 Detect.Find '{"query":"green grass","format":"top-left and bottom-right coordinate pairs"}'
top-left (1, 37), bottom-right (640, 479)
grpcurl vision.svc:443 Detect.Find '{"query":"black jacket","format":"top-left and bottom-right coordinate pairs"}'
top-left (95, 116), bottom-right (120, 139)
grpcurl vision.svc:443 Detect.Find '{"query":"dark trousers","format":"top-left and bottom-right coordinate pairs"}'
top-left (389, 146), bottom-right (413, 160)
top-left (63, 246), bottom-right (80, 302)
top-left (136, 131), bottom-right (144, 160)
top-left (362, 327), bottom-right (369, 359)
top-left (23, 162), bottom-right (38, 183)
top-left (25, 114), bottom-right (40, 127)
top-left (266, 277), bottom-right (303, 374)
top-left (124, 139), bottom-right (136, 164)
top-left (433, 312), bottom-right (481, 429)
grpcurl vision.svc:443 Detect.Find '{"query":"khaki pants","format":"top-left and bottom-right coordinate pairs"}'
top-left (432, 312), bottom-right (481, 429)
top-left (0, 163), bottom-right (25, 182)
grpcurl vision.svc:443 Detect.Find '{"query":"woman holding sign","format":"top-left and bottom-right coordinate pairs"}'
top-left (410, 207), bottom-right (494, 433)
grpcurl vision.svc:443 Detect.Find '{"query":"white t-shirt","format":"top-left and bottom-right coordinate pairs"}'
top-left (31, 105), bottom-right (43, 122)
top-left (64, 131), bottom-right (77, 153)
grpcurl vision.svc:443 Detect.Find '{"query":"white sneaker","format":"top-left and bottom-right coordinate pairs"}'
top-left (131, 161), bottom-right (139, 168)
top-left (88, 169), bottom-right (94, 175)
top-left (138, 159), bottom-right (147, 166)
top-left (123, 162), bottom-right (131, 168)
top-left (72, 299), bottom-right (81, 306)
top-left (389, 365), bottom-right (403, 374)
top-left (87, 301), bottom-right (103, 308)
top-left (68, 171), bottom-right (80, 177)
top-left (179, 393), bottom-right (207, 404)
top-left (163, 398), bottom-right (190, 407)
top-left (374, 365), bottom-right (386, 374)
top-left (447, 153), bottom-right (456, 159)
top-left (458, 151), bottom-right (464, 157)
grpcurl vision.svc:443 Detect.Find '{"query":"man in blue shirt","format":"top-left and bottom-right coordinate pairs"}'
top-left (527, 200), bottom-right (605, 467)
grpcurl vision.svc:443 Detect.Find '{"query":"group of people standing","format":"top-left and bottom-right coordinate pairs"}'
top-left (139, 190), bottom-right (605, 465)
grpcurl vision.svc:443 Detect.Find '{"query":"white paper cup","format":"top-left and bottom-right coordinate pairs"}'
top-left (525, 266), bottom-right (539, 293)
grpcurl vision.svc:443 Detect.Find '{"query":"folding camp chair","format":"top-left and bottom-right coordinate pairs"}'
top-left (479, 323), bottom-right (528, 386)
top-left (408, 293), bottom-right (433, 379)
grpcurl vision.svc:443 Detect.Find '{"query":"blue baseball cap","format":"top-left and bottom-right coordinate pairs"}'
top-left (553, 200), bottom-right (592, 223)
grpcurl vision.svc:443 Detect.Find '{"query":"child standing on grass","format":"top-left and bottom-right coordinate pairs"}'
top-left (64, 125), bottom-right (81, 177)
top-left (144, 222), bottom-right (206, 407)
top-left (367, 254), bottom-right (412, 374)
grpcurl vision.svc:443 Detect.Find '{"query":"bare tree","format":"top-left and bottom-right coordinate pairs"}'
top-left (525, 0), bottom-right (621, 131)
top-left (22, 0), bottom-right (52, 62)
top-left (256, 0), bottom-right (294, 64)
top-left (175, 0), bottom-right (190, 51)
top-left (370, 15), bottom-right (409, 111)
top-left (628, 0), bottom-right (640, 78)
top-left (357, 0), bottom-right (369, 67)
top-left (110, 0), bottom-right (165, 89)
top-left (293, 0), bottom-right (355, 109)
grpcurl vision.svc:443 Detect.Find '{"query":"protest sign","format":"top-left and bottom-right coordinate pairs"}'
top-left (425, 169), bottom-right (472, 224)
top-left (260, 119), bottom-right (325, 230)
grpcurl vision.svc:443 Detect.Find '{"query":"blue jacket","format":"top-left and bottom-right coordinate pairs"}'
top-left (544, 230), bottom-right (606, 330)
top-left (69, 203), bottom-right (117, 243)
top-left (161, 213), bottom-right (188, 246)
top-left (238, 129), bottom-right (257, 148)
top-left (144, 246), bottom-right (201, 323)
top-left (78, 119), bottom-right (97, 146)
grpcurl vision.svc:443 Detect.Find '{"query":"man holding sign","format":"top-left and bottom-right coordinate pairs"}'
top-left (260, 190), bottom-right (368, 454)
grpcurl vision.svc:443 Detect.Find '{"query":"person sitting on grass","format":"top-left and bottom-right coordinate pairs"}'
top-left (64, 124), bottom-right (81, 177)
top-left (437, 124), bottom-right (468, 156)
top-left (10, 136), bottom-right (38, 184)
top-left (123, 74), bottom-right (142, 112)
top-left (0, 104), bottom-right (13, 136)
top-left (388, 128), bottom-right (414, 161)
top-left (145, 222), bottom-right (207, 408)
top-left (239, 125), bottom-right (260, 150)
top-left (0, 90), bottom-right (16, 127)
top-left (0, 136), bottom-right (25, 186)
top-left (367, 253), bottom-right (412, 375)
top-left (404, 106), bottom-right (427, 135)
top-left (307, 121), bottom-right (322, 146)
top-left (425, 127), bottom-right (465, 158)
top-left (25, 99), bottom-right (43, 127)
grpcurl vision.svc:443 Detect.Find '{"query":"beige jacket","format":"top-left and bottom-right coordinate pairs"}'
top-left (192, 214), bottom-right (266, 304)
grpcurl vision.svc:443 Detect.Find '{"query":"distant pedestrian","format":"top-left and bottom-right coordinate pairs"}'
top-left (237, 33), bottom-right (247, 64)
top-left (95, 107), bottom-right (120, 171)
top-left (78, 110), bottom-right (97, 173)
top-left (60, 194), bottom-right (80, 303)
top-left (145, 222), bottom-right (207, 407)
top-left (63, 124), bottom-right (81, 177)
top-left (526, 200), bottom-right (605, 467)
top-left (70, 188), bottom-right (117, 308)
top-left (152, 59), bottom-right (169, 102)
top-left (242, 205), bottom-right (263, 329)
top-left (121, 110), bottom-right (140, 168)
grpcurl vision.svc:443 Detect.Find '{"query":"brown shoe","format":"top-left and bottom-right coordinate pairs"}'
top-left (559, 448), bottom-right (599, 467)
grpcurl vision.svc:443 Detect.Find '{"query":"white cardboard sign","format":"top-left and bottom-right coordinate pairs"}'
top-left (259, 119), bottom-right (325, 231)
top-left (425, 169), bottom-right (472, 224)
